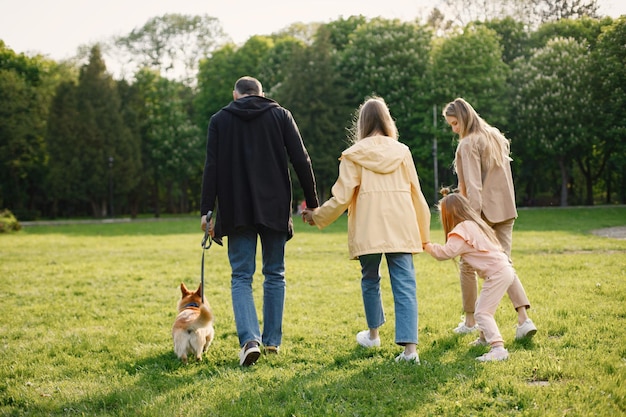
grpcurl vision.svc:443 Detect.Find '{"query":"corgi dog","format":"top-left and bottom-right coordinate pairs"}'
top-left (172, 282), bottom-right (215, 363)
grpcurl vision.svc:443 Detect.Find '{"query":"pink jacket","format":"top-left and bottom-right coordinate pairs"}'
top-left (425, 221), bottom-right (510, 278)
top-left (312, 135), bottom-right (431, 259)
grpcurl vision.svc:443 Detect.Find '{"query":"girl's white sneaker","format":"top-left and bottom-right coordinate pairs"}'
top-left (476, 347), bottom-right (509, 362)
top-left (395, 352), bottom-right (420, 364)
top-left (356, 330), bottom-right (380, 348)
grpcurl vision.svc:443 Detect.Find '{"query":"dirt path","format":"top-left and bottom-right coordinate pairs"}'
top-left (591, 226), bottom-right (626, 240)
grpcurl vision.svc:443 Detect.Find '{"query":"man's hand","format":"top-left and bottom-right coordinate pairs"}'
top-left (200, 215), bottom-right (215, 237)
top-left (302, 208), bottom-right (315, 226)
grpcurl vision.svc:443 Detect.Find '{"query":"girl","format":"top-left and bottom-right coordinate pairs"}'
top-left (424, 192), bottom-right (533, 361)
top-left (443, 98), bottom-right (536, 339)
top-left (303, 97), bottom-right (430, 363)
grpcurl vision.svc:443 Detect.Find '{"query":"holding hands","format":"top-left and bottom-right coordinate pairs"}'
top-left (302, 208), bottom-right (315, 226)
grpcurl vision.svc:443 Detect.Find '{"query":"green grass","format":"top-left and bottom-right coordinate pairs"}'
top-left (1, 207), bottom-right (625, 416)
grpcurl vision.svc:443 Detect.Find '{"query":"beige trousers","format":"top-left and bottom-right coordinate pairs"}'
top-left (459, 217), bottom-right (531, 313)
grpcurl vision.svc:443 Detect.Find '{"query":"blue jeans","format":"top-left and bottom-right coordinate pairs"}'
top-left (227, 226), bottom-right (287, 348)
top-left (359, 253), bottom-right (418, 345)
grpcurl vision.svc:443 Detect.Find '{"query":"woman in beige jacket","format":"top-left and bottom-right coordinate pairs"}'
top-left (443, 97), bottom-right (536, 340)
top-left (303, 97), bottom-right (430, 364)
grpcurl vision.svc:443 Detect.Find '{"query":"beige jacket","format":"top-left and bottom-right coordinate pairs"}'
top-left (455, 135), bottom-right (517, 224)
top-left (312, 135), bottom-right (431, 260)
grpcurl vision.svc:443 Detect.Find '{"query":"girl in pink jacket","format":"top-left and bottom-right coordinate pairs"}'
top-left (303, 97), bottom-right (430, 364)
top-left (424, 192), bottom-right (535, 361)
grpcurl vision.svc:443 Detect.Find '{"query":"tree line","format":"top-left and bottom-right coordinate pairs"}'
top-left (1, 6), bottom-right (625, 220)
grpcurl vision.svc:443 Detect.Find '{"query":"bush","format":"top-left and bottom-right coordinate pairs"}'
top-left (0, 209), bottom-right (21, 233)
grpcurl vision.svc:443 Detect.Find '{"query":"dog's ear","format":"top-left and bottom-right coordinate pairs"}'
top-left (180, 282), bottom-right (190, 295)
top-left (195, 282), bottom-right (203, 296)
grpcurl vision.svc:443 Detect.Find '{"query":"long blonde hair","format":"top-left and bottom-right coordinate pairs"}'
top-left (438, 190), bottom-right (501, 248)
top-left (350, 96), bottom-right (398, 143)
top-left (443, 98), bottom-right (510, 170)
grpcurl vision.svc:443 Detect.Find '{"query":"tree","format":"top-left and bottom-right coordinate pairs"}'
top-left (257, 36), bottom-right (306, 97)
top-left (324, 15), bottom-right (368, 52)
top-left (592, 16), bottom-right (626, 203)
top-left (194, 36), bottom-right (276, 129)
top-left (529, 0), bottom-right (599, 23)
top-left (114, 14), bottom-right (229, 85)
top-left (441, 0), bottom-right (531, 26)
top-left (478, 17), bottom-right (532, 65)
top-left (0, 42), bottom-right (56, 218)
top-left (339, 18), bottom-right (433, 200)
top-left (340, 19), bottom-right (433, 141)
top-left (194, 43), bottom-right (239, 129)
top-left (132, 69), bottom-right (202, 216)
top-left (274, 21), bottom-right (322, 44)
top-left (73, 46), bottom-right (140, 217)
top-left (46, 81), bottom-right (85, 217)
top-left (440, 0), bottom-right (599, 27)
top-left (516, 17), bottom-right (613, 205)
top-left (274, 25), bottom-right (352, 201)
top-left (511, 37), bottom-right (593, 206)
top-left (116, 78), bottom-right (144, 217)
top-left (429, 24), bottom-right (510, 199)
top-left (530, 15), bottom-right (612, 49)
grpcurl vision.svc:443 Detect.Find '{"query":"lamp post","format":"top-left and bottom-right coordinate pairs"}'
top-left (108, 156), bottom-right (114, 218)
top-left (433, 104), bottom-right (439, 204)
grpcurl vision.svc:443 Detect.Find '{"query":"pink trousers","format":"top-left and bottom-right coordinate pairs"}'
top-left (460, 218), bottom-right (530, 314)
top-left (474, 265), bottom-right (522, 344)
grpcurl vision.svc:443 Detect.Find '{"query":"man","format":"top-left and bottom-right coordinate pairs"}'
top-left (200, 76), bottom-right (319, 366)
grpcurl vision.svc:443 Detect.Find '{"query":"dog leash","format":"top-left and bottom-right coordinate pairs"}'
top-left (200, 211), bottom-right (213, 302)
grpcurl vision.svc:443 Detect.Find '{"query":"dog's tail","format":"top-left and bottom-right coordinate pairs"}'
top-left (188, 303), bottom-right (213, 331)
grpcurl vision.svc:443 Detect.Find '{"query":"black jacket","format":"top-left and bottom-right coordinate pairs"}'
top-left (200, 95), bottom-right (319, 241)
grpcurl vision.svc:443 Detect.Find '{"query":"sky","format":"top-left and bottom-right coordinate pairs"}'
top-left (1, 0), bottom-right (625, 61)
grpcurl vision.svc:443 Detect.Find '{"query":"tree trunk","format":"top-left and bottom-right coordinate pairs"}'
top-left (180, 179), bottom-right (189, 213)
top-left (153, 181), bottom-right (161, 218)
top-left (558, 157), bottom-right (569, 207)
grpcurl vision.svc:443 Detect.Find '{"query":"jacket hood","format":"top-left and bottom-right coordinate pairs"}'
top-left (341, 135), bottom-right (408, 174)
top-left (223, 95), bottom-right (280, 121)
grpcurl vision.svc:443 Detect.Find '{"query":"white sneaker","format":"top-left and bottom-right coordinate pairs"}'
top-left (356, 330), bottom-right (380, 348)
top-left (515, 319), bottom-right (537, 339)
top-left (395, 351), bottom-right (420, 364)
top-left (476, 347), bottom-right (509, 362)
top-left (239, 341), bottom-right (261, 366)
top-left (453, 321), bottom-right (479, 334)
top-left (469, 337), bottom-right (489, 347)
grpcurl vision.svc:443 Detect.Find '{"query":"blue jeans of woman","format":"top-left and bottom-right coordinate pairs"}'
top-left (359, 253), bottom-right (418, 345)
top-left (227, 226), bottom-right (287, 348)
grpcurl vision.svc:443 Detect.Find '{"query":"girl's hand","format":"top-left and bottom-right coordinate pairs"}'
top-left (302, 208), bottom-right (315, 225)
top-left (423, 242), bottom-right (433, 254)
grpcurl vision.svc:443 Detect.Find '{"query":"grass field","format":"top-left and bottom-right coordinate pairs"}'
top-left (1, 206), bottom-right (625, 416)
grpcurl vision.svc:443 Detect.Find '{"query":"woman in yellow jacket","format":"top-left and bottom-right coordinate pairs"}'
top-left (303, 96), bottom-right (430, 364)
top-left (443, 97), bottom-right (536, 340)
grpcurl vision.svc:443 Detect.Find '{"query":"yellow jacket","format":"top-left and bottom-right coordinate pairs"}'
top-left (312, 135), bottom-right (431, 260)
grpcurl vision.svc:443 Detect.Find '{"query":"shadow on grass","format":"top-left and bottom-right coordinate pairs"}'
top-left (42, 331), bottom-right (542, 416)
top-left (210, 334), bottom-right (488, 416)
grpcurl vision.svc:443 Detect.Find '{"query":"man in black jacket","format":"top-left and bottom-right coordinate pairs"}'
top-left (200, 76), bottom-right (319, 366)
